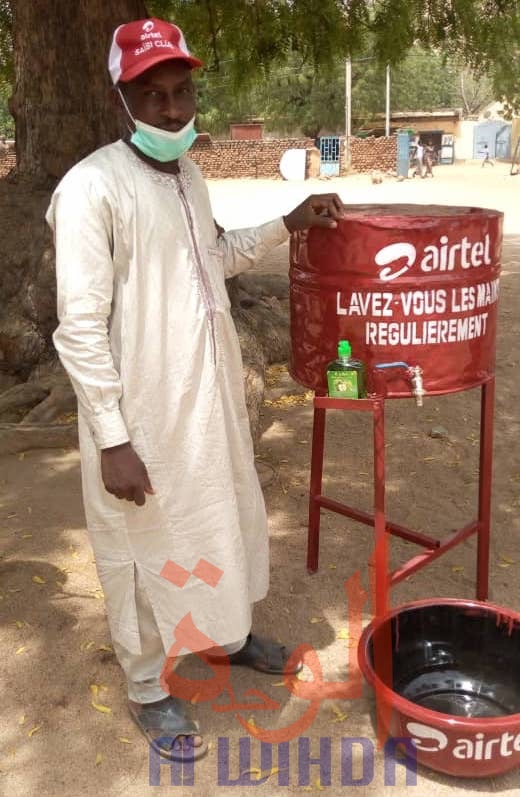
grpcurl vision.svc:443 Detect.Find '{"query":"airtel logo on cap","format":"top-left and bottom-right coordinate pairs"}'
top-left (142, 20), bottom-right (154, 32)
top-left (406, 722), bottom-right (448, 752)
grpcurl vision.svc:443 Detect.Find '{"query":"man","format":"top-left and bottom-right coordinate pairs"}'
top-left (46, 18), bottom-right (344, 761)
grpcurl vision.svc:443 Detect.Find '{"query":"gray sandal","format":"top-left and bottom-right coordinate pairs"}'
top-left (210, 633), bottom-right (304, 675)
top-left (129, 695), bottom-right (208, 761)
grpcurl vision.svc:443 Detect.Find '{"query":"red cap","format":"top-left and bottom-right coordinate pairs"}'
top-left (109, 18), bottom-right (203, 84)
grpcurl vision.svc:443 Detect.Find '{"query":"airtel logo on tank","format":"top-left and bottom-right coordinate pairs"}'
top-left (374, 233), bottom-right (492, 281)
top-left (406, 722), bottom-right (520, 760)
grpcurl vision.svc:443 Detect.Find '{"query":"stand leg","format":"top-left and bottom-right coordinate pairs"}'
top-left (373, 399), bottom-right (388, 616)
top-left (307, 403), bottom-right (327, 573)
top-left (477, 378), bottom-right (495, 601)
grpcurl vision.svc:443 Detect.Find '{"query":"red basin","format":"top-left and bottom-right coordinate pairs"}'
top-left (358, 598), bottom-right (520, 777)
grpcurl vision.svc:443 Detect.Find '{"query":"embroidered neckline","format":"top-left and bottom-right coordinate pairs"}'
top-left (120, 140), bottom-right (193, 192)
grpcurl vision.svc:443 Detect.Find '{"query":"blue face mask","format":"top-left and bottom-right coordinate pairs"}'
top-left (119, 89), bottom-right (197, 162)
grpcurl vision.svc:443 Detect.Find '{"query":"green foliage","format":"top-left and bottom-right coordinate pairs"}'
top-left (0, 0), bottom-right (516, 136)
top-left (0, 81), bottom-right (13, 136)
top-left (194, 47), bottom-right (494, 138)
top-left (0, 0), bottom-right (12, 86)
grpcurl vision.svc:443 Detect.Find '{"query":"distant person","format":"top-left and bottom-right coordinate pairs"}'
top-left (424, 140), bottom-right (435, 177)
top-left (411, 137), bottom-right (424, 178)
top-left (482, 143), bottom-right (494, 167)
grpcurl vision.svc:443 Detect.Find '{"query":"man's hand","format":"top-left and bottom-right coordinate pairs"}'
top-left (100, 442), bottom-right (155, 507)
top-left (283, 193), bottom-right (345, 233)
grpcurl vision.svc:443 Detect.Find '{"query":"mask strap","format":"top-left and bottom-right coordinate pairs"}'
top-left (117, 88), bottom-right (136, 133)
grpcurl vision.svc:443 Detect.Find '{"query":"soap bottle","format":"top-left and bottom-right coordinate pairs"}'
top-left (327, 340), bottom-right (367, 398)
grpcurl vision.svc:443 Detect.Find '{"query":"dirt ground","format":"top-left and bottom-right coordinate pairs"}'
top-left (1, 162), bottom-right (519, 796)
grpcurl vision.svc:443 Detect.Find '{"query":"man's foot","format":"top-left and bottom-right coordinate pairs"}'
top-left (208, 633), bottom-right (304, 675)
top-left (128, 695), bottom-right (207, 761)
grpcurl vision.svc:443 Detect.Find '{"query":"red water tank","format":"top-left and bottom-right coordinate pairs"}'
top-left (289, 204), bottom-right (503, 397)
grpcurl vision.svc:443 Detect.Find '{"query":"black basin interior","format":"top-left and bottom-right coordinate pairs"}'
top-left (368, 604), bottom-right (520, 718)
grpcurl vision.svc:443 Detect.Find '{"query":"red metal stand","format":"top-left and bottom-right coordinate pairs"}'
top-left (307, 378), bottom-right (495, 611)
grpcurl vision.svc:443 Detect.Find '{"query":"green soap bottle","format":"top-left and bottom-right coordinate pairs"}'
top-left (327, 340), bottom-right (367, 399)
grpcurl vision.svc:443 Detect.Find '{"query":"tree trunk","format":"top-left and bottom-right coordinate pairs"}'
top-left (0, 0), bottom-right (147, 382)
top-left (10, 0), bottom-right (147, 184)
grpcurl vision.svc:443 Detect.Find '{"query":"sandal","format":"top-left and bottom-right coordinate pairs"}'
top-left (209, 633), bottom-right (304, 675)
top-left (128, 695), bottom-right (208, 761)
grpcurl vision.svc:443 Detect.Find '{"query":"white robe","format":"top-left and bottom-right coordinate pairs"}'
top-left (46, 141), bottom-right (289, 655)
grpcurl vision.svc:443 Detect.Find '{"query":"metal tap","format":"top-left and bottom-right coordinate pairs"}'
top-left (374, 361), bottom-right (426, 407)
top-left (408, 365), bottom-right (425, 407)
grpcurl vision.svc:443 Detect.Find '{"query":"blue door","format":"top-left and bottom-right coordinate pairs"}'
top-left (320, 136), bottom-right (340, 176)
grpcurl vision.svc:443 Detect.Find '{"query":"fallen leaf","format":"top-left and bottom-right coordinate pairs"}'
top-left (247, 716), bottom-right (256, 727)
top-left (27, 724), bottom-right (42, 738)
top-left (309, 617), bottom-right (324, 624)
top-left (18, 715), bottom-right (25, 725)
top-left (328, 564), bottom-right (337, 570)
top-left (15, 646), bottom-right (27, 655)
top-left (331, 703), bottom-right (348, 720)
top-left (55, 581), bottom-right (65, 588)
top-left (95, 753), bottom-right (103, 766)
top-left (271, 680), bottom-right (286, 687)
top-left (241, 766), bottom-right (280, 782)
top-left (31, 576), bottom-right (46, 585)
top-left (451, 566), bottom-right (464, 573)
top-left (81, 641), bottom-right (95, 651)
top-left (27, 507), bottom-right (32, 514)
top-left (7, 513), bottom-right (17, 518)
top-left (97, 644), bottom-right (113, 653)
top-left (18, 453), bottom-right (25, 461)
top-left (91, 702), bottom-right (112, 715)
top-left (22, 534), bottom-right (32, 539)
top-left (500, 554), bottom-right (516, 565)
top-left (336, 628), bottom-right (350, 640)
top-left (8, 588), bottom-right (21, 593)
top-left (118, 737), bottom-right (132, 744)
top-left (13, 620), bottom-right (26, 629)
top-left (421, 457), bottom-right (437, 462)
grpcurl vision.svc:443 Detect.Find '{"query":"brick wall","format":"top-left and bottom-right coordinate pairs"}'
top-left (189, 137), bottom-right (314, 179)
top-left (0, 144), bottom-right (16, 178)
top-left (349, 135), bottom-right (397, 173)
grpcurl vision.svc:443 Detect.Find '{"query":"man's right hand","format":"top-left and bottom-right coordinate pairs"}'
top-left (100, 442), bottom-right (155, 506)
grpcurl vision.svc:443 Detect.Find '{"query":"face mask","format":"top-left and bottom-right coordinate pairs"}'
top-left (118, 89), bottom-right (197, 162)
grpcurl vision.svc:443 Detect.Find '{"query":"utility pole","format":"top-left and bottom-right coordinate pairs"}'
top-left (385, 64), bottom-right (391, 136)
top-left (345, 57), bottom-right (352, 166)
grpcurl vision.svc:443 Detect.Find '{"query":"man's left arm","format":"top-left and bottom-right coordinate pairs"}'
top-left (215, 193), bottom-right (345, 279)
